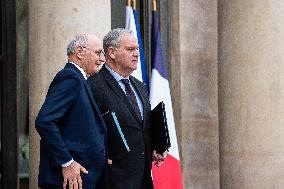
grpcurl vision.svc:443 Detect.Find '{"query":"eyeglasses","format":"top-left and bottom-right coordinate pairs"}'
top-left (82, 47), bottom-right (105, 57)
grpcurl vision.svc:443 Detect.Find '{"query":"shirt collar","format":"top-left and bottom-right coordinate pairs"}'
top-left (69, 62), bottom-right (87, 80)
top-left (105, 64), bottom-right (129, 81)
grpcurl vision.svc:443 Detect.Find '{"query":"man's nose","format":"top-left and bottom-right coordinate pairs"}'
top-left (99, 54), bottom-right (106, 62)
top-left (133, 49), bottom-right (140, 57)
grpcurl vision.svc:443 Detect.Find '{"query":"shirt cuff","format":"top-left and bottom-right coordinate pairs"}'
top-left (61, 159), bottom-right (74, 167)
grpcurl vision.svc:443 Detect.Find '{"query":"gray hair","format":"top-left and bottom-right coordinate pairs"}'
top-left (103, 28), bottom-right (133, 54)
top-left (66, 34), bottom-right (89, 56)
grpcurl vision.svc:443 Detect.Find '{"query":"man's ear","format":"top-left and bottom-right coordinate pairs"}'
top-left (108, 47), bottom-right (116, 60)
top-left (75, 46), bottom-right (84, 59)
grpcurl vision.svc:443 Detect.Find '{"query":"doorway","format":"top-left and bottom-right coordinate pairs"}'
top-left (1, 0), bottom-right (18, 188)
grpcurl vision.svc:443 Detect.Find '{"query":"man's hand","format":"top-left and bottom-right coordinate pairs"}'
top-left (62, 161), bottom-right (88, 189)
top-left (152, 150), bottom-right (168, 167)
top-left (107, 159), bottom-right (113, 165)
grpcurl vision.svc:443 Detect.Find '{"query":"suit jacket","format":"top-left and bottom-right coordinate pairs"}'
top-left (88, 66), bottom-right (153, 189)
top-left (35, 63), bottom-right (107, 189)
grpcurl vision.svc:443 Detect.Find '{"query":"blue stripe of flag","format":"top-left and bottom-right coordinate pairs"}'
top-left (151, 11), bottom-right (168, 80)
top-left (133, 9), bottom-right (149, 88)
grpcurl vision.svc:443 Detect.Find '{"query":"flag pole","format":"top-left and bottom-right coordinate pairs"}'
top-left (127, 0), bottom-right (131, 6)
top-left (132, 0), bottom-right (136, 10)
top-left (153, 0), bottom-right (157, 11)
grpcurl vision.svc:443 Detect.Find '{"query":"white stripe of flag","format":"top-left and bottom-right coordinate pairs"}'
top-left (125, 5), bottom-right (143, 82)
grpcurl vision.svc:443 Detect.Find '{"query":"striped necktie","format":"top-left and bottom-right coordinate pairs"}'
top-left (121, 79), bottom-right (142, 120)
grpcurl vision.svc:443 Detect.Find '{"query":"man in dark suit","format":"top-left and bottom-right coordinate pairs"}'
top-left (35, 33), bottom-right (107, 189)
top-left (88, 28), bottom-right (167, 189)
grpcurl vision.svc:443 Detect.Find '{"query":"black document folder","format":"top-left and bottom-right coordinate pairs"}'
top-left (151, 101), bottom-right (171, 155)
top-left (102, 111), bottom-right (130, 158)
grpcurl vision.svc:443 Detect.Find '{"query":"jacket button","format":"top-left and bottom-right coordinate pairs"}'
top-left (101, 149), bottom-right (105, 153)
top-left (141, 152), bottom-right (145, 155)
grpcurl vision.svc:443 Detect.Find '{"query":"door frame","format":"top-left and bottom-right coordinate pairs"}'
top-left (1, 0), bottom-right (18, 188)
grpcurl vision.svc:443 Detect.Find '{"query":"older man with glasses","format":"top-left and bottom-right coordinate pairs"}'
top-left (35, 33), bottom-right (107, 189)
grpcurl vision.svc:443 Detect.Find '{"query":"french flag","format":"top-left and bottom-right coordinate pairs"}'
top-left (150, 7), bottom-right (184, 189)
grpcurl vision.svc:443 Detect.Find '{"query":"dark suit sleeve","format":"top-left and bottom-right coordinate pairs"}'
top-left (35, 74), bottom-right (80, 166)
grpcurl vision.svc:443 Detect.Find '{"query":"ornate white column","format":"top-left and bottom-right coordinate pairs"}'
top-left (219, 1), bottom-right (284, 188)
top-left (170, 0), bottom-right (219, 188)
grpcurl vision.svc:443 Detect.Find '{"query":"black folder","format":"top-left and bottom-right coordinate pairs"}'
top-left (102, 111), bottom-right (130, 158)
top-left (151, 101), bottom-right (171, 155)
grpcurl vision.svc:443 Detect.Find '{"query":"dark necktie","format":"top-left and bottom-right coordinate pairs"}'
top-left (121, 79), bottom-right (142, 120)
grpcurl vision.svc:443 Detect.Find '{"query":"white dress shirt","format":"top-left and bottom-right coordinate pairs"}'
top-left (105, 64), bottom-right (144, 119)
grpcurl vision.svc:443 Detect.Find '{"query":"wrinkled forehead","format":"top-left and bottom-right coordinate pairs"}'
top-left (120, 33), bottom-right (138, 46)
top-left (88, 35), bottom-right (103, 49)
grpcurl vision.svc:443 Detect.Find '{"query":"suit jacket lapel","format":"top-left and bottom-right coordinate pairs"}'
top-left (101, 66), bottom-right (142, 123)
top-left (101, 66), bottom-right (128, 101)
top-left (66, 63), bottom-right (107, 132)
top-left (129, 76), bottom-right (147, 124)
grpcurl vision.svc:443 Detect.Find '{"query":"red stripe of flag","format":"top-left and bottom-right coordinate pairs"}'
top-left (152, 155), bottom-right (184, 189)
